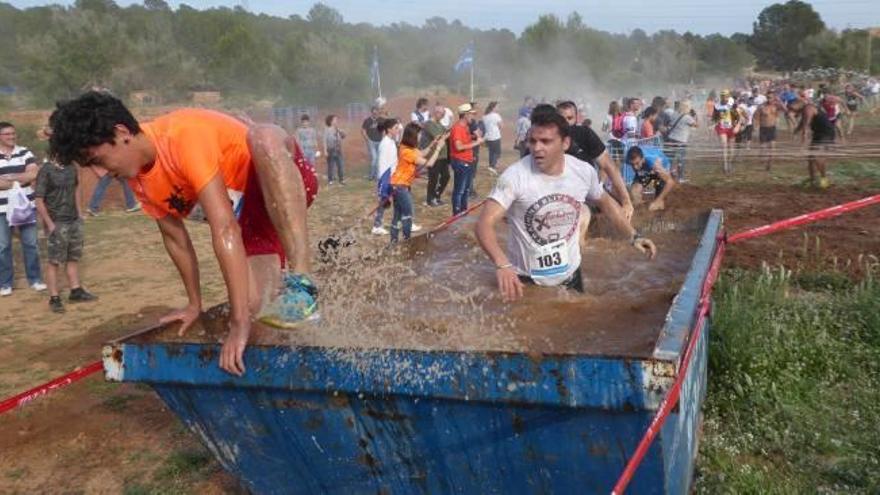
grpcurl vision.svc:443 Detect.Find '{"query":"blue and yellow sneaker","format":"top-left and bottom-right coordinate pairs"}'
top-left (258, 273), bottom-right (319, 329)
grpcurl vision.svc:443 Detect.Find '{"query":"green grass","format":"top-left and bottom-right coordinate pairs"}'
top-left (696, 266), bottom-right (880, 493)
top-left (5, 467), bottom-right (28, 481)
top-left (156, 448), bottom-right (213, 481)
top-left (122, 447), bottom-right (215, 495)
top-left (831, 160), bottom-right (880, 186)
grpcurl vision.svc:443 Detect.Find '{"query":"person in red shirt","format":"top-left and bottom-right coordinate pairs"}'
top-left (449, 103), bottom-right (485, 215)
top-left (389, 123), bottom-right (446, 242)
top-left (640, 107), bottom-right (658, 138)
top-left (48, 91), bottom-right (319, 376)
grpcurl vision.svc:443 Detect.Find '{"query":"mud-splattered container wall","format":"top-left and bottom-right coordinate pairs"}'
top-left (103, 210), bottom-right (723, 495)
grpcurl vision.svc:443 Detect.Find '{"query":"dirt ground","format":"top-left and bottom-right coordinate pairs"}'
top-left (0, 101), bottom-right (878, 494)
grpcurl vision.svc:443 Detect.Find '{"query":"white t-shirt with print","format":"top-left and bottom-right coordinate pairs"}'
top-left (489, 154), bottom-right (604, 286)
top-left (482, 112), bottom-right (503, 141)
top-left (377, 136), bottom-right (397, 178)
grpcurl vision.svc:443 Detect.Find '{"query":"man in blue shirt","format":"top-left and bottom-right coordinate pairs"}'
top-left (625, 146), bottom-right (676, 211)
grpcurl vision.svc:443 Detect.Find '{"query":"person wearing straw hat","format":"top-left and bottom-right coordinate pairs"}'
top-left (475, 109), bottom-right (656, 301)
top-left (449, 103), bottom-right (485, 215)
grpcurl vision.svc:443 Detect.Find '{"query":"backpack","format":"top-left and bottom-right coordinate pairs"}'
top-left (611, 113), bottom-right (625, 139)
top-left (7, 182), bottom-right (36, 227)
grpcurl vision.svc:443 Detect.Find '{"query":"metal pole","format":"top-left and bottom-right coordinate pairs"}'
top-left (469, 64), bottom-right (474, 102)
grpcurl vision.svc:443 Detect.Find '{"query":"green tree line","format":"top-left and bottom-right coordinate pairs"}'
top-left (0, 0), bottom-right (873, 108)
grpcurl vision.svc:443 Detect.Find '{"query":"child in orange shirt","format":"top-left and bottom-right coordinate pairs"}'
top-left (389, 123), bottom-right (446, 242)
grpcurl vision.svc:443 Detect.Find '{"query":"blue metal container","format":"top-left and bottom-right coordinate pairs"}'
top-left (104, 210), bottom-right (723, 495)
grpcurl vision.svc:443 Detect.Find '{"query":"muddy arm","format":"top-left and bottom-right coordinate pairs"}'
top-left (475, 200), bottom-right (524, 301)
top-left (596, 151), bottom-right (633, 221)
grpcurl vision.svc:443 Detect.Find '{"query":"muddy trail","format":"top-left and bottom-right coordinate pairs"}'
top-left (666, 184), bottom-right (879, 276)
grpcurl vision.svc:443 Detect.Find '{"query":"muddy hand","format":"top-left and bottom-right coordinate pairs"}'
top-left (160, 304), bottom-right (202, 336)
top-left (497, 267), bottom-right (524, 302)
top-left (633, 238), bottom-right (658, 260)
top-left (622, 202), bottom-right (635, 221)
top-left (219, 320), bottom-right (249, 376)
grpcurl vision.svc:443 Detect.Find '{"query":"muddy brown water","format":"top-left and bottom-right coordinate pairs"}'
top-left (132, 212), bottom-right (706, 359)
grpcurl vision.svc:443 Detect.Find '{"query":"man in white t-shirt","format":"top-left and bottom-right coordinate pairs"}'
top-left (436, 100), bottom-right (455, 129)
top-left (475, 110), bottom-right (656, 301)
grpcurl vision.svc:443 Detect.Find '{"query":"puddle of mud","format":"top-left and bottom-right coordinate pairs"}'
top-left (130, 212), bottom-right (706, 359)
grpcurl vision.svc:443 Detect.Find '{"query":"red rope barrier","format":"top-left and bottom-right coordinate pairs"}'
top-left (611, 192), bottom-right (880, 493)
top-left (611, 239), bottom-right (726, 495)
top-left (430, 199), bottom-right (488, 234)
top-left (728, 194), bottom-right (880, 244)
top-left (0, 360), bottom-right (103, 416)
top-left (0, 203), bottom-right (487, 416)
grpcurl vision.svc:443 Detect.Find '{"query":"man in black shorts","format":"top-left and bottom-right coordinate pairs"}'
top-left (790, 98), bottom-right (835, 189)
top-left (754, 91), bottom-right (787, 171)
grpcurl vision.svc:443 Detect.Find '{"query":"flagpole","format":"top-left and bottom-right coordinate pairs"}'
top-left (469, 42), bottom-right (475, 102)
top-left (377, 47), bottom-right (382, 99)
top-left (469, 63), bottom-right (474, 102)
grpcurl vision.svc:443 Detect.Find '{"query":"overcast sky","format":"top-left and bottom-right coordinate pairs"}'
top-left (8, 0), bottom-right (878, 35)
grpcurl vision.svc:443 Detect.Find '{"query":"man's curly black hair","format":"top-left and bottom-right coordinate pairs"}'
top-left (48, 91), bottom-right (141, 166)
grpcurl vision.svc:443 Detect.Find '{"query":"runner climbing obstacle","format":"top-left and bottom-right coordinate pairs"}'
top-left (48, 91), bottom-right (320, 376)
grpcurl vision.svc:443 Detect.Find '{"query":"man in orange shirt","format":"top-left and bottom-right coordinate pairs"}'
top-left (48, 91), bottom-right (319, 376)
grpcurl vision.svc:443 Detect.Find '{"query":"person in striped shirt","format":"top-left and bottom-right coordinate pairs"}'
top-left (0, 122), bottom-right (46, 296)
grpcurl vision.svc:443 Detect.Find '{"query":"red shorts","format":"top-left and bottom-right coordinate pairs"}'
top-left (715, 125), bottom-right (736, 138)
top-left (238, 137), bottom-right (318, 265)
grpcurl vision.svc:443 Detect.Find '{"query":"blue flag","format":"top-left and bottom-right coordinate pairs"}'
top-left (454, 43), bottom-right (474, 73)
top-left (370, 46), bottom-right (380, 88)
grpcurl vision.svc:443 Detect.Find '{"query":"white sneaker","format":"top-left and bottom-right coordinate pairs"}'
top-left (371, 226), bottom-right (389, 235)
top-left (31, 282), bottom-right (47, 292)
top-left (0, 287), bottom-right (11, 297)
top-left (411, 224), bottom-right (423, 232)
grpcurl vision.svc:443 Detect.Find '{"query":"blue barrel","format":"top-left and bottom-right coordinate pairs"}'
top-left (103, 210), bottom-right (723, 495)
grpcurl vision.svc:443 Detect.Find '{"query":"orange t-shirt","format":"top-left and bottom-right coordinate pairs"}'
top-left (448, 121), bottom-right (474, 163)
top-left (129, 109), bottom-right (251, 219)
top-left (391, 146), bottom-right (419, 187)
top-left (641, 119), bottom-right (655, 138)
